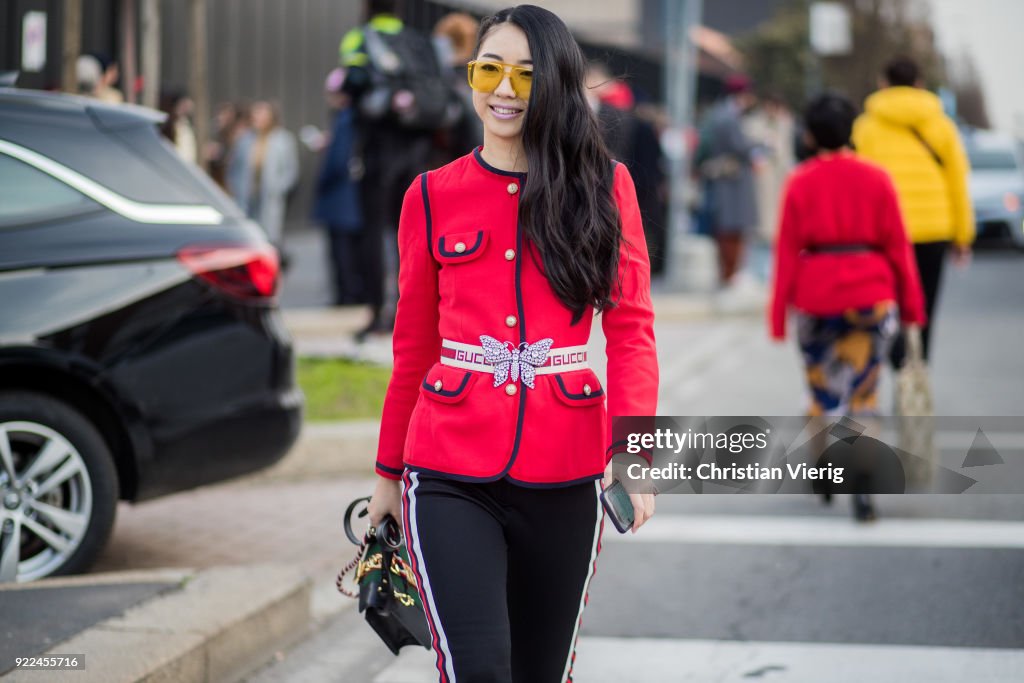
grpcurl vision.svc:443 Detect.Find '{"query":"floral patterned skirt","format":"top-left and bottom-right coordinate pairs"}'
top-left (796, 302), bottom-right (899, 417)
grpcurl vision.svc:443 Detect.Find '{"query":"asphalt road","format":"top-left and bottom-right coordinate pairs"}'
top-left (246, 244), bottom-right (1024, 681)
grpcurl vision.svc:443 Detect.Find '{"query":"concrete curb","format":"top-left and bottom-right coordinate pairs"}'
top-left (4, 565), bottom-right (312, 683)
top-left (0, 568), bottom-right (192, 591)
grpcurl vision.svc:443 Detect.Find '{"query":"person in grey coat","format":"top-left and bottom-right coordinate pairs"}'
top-left (700, 75), bottom-right (761, 285)
top-left (246, 101), bottom-right (299, 247)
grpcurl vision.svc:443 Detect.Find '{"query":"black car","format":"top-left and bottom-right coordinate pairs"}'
top-left (0, 89), bottom-right (302, 582)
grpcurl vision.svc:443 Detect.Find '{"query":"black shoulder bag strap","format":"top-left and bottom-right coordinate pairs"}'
top-left (907, 126), bottom-right (943, 168)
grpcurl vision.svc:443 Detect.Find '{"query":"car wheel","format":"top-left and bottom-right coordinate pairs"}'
top-left (0, 391), bottom-right (118, 582)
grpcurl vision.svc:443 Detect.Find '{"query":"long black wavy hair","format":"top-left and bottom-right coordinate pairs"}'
top-left (476, 5), bottom-right (621, 323)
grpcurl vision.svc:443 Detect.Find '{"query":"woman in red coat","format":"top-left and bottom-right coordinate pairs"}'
top-left (366, 5), bottom-right (658, 681)
top-left (770, 93), bottom-right (926, 521)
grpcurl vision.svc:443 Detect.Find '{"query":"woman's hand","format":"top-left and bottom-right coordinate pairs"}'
top-left (368, 476), bottom-right (403, 527)
top-left (951, 243), bottom-right (972, 269)
top-left (603, 462), bottom-right (656, 534)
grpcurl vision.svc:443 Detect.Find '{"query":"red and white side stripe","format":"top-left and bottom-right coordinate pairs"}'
top-left (402, 471), bottom-right (458, 683)
top-left (562, 479), bottom-right (606, 683)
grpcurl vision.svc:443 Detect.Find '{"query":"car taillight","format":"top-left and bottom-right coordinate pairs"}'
top-left (177, 244), bottom-right (279, 300)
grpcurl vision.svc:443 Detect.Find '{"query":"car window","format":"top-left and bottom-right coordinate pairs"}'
top-left (0, 153), bottom-right (98, 225)
top-left (968, 149), bottom-right (1019, 171)
top-left (1, 108), bottom-right (242, 217)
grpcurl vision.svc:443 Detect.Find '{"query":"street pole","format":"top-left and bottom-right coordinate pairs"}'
top-left (663, 0), bottom-right (705, 290)
top-left (141, 0), bottom-right (161, 109)
top-left (120, 0), bottom-right (137, 104)
top-left (61, 0), bottom-right (82, 93)
top-left (189, 0), bottom-right (210, 170)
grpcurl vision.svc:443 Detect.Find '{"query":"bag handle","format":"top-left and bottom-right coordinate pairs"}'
top-left (344, 496), bottom-right (371, 545)
top-left (337, 496), bottom-right (372, 597)
top-left (904, 324), bottom-right (925, 365)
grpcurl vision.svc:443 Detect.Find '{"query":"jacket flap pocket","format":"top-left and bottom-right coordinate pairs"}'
top-left (421, 362), bottom-right (479, 404)
top-left (553, 370), bottom-right (605, 407)
top-left (435, 230), bottom-right (488, 263)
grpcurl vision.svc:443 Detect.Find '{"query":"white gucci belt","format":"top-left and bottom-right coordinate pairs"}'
top-left (440, 336), bottom-right (589, 389)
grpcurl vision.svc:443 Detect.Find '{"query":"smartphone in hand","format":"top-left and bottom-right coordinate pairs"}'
top-left (600, 479), bottom-right (635, 534)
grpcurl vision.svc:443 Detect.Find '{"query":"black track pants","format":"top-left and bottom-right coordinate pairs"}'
top-left (401, 471), bottom-right (604, 683)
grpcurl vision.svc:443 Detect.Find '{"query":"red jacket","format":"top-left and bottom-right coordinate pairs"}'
top-left (376, 149), bottom-right (659, 485)
top-left (770, 151), bottom-right (927, 339)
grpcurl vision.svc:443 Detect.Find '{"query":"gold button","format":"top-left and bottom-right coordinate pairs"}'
top-left (505, 249), bottom-right (516, 261)
top-left (433, 380), bottom-right (443, 392)
top-left (507, 182), bottom-right (518, 195)
top-left (583, 384), bottom-right (592, 396)
top-left (505, 384), bottom-right (518, 396)
top-left (505, 315), bottom-right (517, 327)
top-left (454, 242), bottom-right (467, 253)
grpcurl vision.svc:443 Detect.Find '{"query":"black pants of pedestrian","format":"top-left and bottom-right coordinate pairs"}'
top-left (890, 240), bottom-right (949, 367)
top-left (358, 128), bottom-right (432, 328)
top-left (401, 470), bottom-right (604, 683)
top-left (326, 228), bottom-right (365, 305)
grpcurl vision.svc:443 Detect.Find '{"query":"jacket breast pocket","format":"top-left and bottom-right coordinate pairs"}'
top-left (552, 369), bottom-right (605, 407)
top-left (420, 362), bottom-right (479, 404)
top-left (434, 229), bottom-right (489, 310)
top-left (435, 229), bottom-right (488, 264)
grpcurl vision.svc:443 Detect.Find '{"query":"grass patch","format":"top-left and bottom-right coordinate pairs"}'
top-left (297, 357), bottom-right (391, 422)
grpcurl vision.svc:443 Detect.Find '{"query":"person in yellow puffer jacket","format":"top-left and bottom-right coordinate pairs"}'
top-left (852, 56), bottom-right (975, 366)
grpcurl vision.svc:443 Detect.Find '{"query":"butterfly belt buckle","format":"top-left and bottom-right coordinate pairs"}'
top-left (479, 335), bottom-right (554, 389)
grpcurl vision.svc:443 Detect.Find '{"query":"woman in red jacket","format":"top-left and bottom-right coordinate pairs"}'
top-left (770, 93), bottom-right (926, 521)
top-left (366, 6), bottom-right (658, 682)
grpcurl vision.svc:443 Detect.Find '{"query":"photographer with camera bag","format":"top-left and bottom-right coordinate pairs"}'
top-left (341, 0), bottom-right (456, 341)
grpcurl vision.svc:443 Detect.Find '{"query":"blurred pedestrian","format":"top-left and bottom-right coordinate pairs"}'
top-left (852, 56), bottom-right (975, 366)
top-left (246, 101), bottom-right (299, 248)
top-left (225, 103), bottom-right (255, 206)
top-left (699, 75), bottom-right (761, 288)
top-left (432, 12), bottom-right (484, 163)
top-left (586, 62), bottom-right (667, 274)
top-left (314, 69), bottom-right (366, 306)
top-left (743, 92), bottom-right (795, 281)
top-left (159, 91), bottom-right (198, 165)
top-left (74, 55), bottom-right (102, 97)
top-left (366, 7), bottom-right (657, 680)
top-left (340, 0), bottom-right (448, 341)
top-left (585, 62), bottom-right (632, 161)
top-left (90, 54), bottom-right (124, 104)
top-left (770, 93), bottom-right (926, 521)
top-left (206, 102), bottom-right (241, 190)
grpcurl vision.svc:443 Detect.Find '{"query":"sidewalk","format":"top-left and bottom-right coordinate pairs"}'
top-left (0, 566), bottom-right (311, 682)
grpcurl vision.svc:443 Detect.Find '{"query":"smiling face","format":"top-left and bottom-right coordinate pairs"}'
top-left (472, 23), bottom-right (532, 149)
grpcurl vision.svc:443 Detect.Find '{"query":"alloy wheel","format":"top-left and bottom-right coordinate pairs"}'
top-left (0, 421), bottom-right (94, 582)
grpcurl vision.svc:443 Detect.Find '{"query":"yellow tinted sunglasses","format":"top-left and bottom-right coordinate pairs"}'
top-left (467, 60), bottom-right (533, 100)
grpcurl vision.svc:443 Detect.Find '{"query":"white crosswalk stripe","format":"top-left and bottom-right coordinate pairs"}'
top-left (569, 637), bottom-right (1024, 682)
top-left (605, 513), bottom-right (1024, 549)
top-left (372, 635), bottom-right (1024, 682)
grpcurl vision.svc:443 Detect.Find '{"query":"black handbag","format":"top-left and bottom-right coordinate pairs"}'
top-left (337, 496), bottom-right (432, 654)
